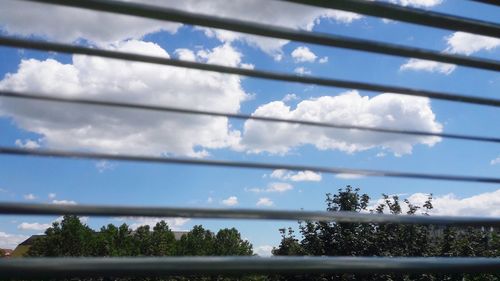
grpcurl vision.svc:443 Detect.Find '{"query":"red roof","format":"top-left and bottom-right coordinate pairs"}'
top-left (1, 249), bottom-right (13, 257)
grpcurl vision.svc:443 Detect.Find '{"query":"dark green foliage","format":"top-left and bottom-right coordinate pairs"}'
top-left (214, 228), bottom-right (253, 256)
top-left (26, 217), bottom-right (255, 280)
top-left (28, 215), bottom-right (96, 257)
top-left (21, 186), bottom-right (499, 280)
top-left (28, 218), bottom-right (253, 258)
top-left (177, 225), bottom-right (214, 256)
top-left (273, 185), bottom-right (500, 280)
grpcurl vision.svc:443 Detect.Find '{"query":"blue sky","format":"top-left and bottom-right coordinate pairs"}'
top-left (0, 0), bottom-right (499, 255)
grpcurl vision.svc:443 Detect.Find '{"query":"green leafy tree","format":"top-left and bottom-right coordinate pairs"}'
top-left (273, 186), bottom-right (499, 281)
top-left (151, 221), bottom-right (176, 256)
top-left (133, 225), bottom-right (153, 256)
top-left (95, 223), bottom-right (135, 256)
top-left (28, 215), bottom-right (95, 257)
top-left (177, 225), bottom-right (215, 256)
top-left (213, 228), bottom-right (253, 256)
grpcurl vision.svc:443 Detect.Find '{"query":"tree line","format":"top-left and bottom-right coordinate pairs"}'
top-left (24, 185), bottom-right (499, 280)
top-left (273, 186), bottom-right (500, 280)
top-left (27, 218), bottom-right (253, 257)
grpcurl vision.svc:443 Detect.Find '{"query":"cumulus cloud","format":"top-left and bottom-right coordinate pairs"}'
top-left (400, 32), bottom-right (499, 74)
top-left (0, 0), bottom-right (361, 57)
top-left (405, 190), bottom-right (500, 217)
top-left (48, 193), bottom-right (56, 199)
top-left (53, 216), bottom-right (88, 224)
top-left (270, 169), bottom-right (322, 182)
top-left (246, 182), bottom-right (293, 193)
top-left (400, 59), bottom-right (456, 75)
top-left (23, 193), bottom-right (36, 200)
top-left (256, 197), bottom-right (274, 207)
top-left (95, 160), bottom-right (115, 173)
top-left (222, 196), bottom-right (239, 206)
top-left (282, 94), bottom-right (299, 102)
top-left (241, 90), bottom-right (442, 156)
top-left (318, 57), bottom-right (329, 64)
top-left (445, 32), bottom-right (500, 56)
top-left (294, 67), bottom-right (311, 75)
top-left (291, 46), bottom-right (317, 63)
top-left (0, 0), bottom-right (180, 45)
top-left (0, 40), bottom-right (249, 157)
top-left (491, 156), bottom-right (500, 165)
top-left (255, 245), bottom-right (274, 256)
top-left (116, 217), bottom-right (189, 230)
top-left (17, 222), bottom-right (51, 231)
top-left (195, 2), bottom-right (361, 59)
top-left (0, 231), bottom-right (28, 249)
top-left (52, 199), bottom-right (77, 205)
top-left (15, 138), bottom-right (41, 149)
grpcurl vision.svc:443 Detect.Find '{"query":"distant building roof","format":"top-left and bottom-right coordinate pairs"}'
top-left (18, 235), bottom-right (44, 246)
top-left (1, 249), bottom-right (13, 258)
top-left (173, 231), bottom-right (188, 240)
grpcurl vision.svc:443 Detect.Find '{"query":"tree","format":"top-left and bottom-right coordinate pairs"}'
top-left (273, 186), bottom-right (499, 281)
top-left (151, 221), bottom-right (176, 256)
top-left (132, 225), bottom-right (152, 256)
top-left (28, 215), bottom-right (95, 257)
top-left (272, 228), bottom-right (304, 256)
top-left (95, 223), bottom-right (135, 256)
top-left (213, 228), bottom-right (253, 256)
top-left (177, 225), bottom-right (215, 256)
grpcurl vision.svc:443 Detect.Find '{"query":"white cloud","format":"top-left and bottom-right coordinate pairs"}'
top-left (207, 197), bottom-right (214, 204)
top-left (52, 199), bottom-right (77, 205)
top-left (116, 216), bottom-right (189, 230)
top-left (17, 222), bottom-right (51, 231)
top-left (175, 48), bottom-right (197, 62)
top-left (255, 245), bottom-right (274, 256)
top-left (15, 139), bottom-right (41, 149)
top-left (318, 56), bottom-right (329, 64)
top-left (291, 46), bottom-right (317, 63)
top-left (256, 197), bottom-right (274, 207)
top-left (491, 156), bottom-right (500, 165)
top-left (282, 94), bottom-right (299, 102)
top-left (404, 190), bottom-right (500, 217)
top-left (400, 59), bottom-right (456, 75)
top-left (0, 0), bottom-right (361, 57)
top-left (270, 169), bottom-right (322, 182)
top-left (48, 193), bottom-right (56, 199)
top-left (194, 2), bottom-right (361, 58)
top-left (0, 40), bottom-right (248, 157)
top-left (241, 90), bottom-right (442, 156)
top-left (23, 193), bottom-right (36, 200)
top-left (400, 32), bottom-right (500, 75)
top-left (53, 216), bottom-right (88, 224)
top-left (445, 32), bottom-right (500, 56)
top-left (389, 0), bottom-right (443, 7)
top-left (222, 196), bottom-right (238, 206)
top-left (267, 182), bottom-right (293, 192)
top-left (0, 231), bottom-right (29, 249)
top-left (294, 67), bottom-right (311, 75)
top-left (0, 0), bottom-right (181, 45)
top-left (95, 160), bottom-right (114, 173)
top-left (247, 182), bottom-right (293, 193)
